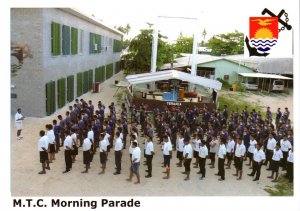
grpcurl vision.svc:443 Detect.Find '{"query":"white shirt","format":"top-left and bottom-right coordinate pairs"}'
top-left (218, 144), bottom-right (226, 159)
top-left (183, 144), bottom-right (193, 159)
top-left (192, 139), bottom-right (200, 152)
top-left (253, 149), bottom-right (266, 162)
top-left (145, 141), bottom-right (154, 155)
top-left (287, 150), bottom-right (294, 163)
top-left (210, 139), bottom-right (219, 153)
top-left (64, 135), bottom-right (73, 150)
top-left (267, 138), bottom-right (276, 150)
top-left (177, 138), bottom-right (184, 152)
top-left (114, 137), bottom-right (123, 151)
top-left (235, 143), bottom-right (246, 157)
top-left (104, 133), bottom-right (110, 146)
top-left (15, 112), bottom-right (23, 123)
top-left (163, 141), bottom-right (172, 155)
top-left (198, 145), bottom-right (208, 158)
top-left (132, 147), bottom-right (141, 163)
top-left (88, 130), bottom-right (94, 142)
top-left (82, 138), bottom-right (92, 151)
top-left (280, 139), bottom-right (292, 152)
top-left (47, 130), bottom-right (55, 144)
top-left (272, 149), bottom-right (283, 161)
top-left (226, 139), bottom-right (235, 153)
top-left (99, 139), bottom-right (108, 152)
top-left (248, 139), bottom-right (257, 153)
top-left (38, 135), bottom-right (49, 151)
top-left (71, 133), bottom-right (77, 145)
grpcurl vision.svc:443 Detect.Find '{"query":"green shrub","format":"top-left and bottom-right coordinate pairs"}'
top-left (237, 85), bottom-right (246, 92)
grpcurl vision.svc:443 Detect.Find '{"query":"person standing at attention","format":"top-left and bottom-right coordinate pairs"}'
top-left (216, 137), bottom-right (226, 181)
top-left (82, 132), bottom-right (92, 173)
top-left (162, 135), bottom-right (172, 179)
top-left (145, 136), bottom-right (154, 178)
top-left (15, 108), bottom-right (25, 140)
top-left (127, 141), bottom-right (141, 184)
top-left (182, 137), bottom-right (193, 181)
top-left (38, 130), bottom-right (50, 174)
top-left (248, 143), bottom-right (265, 181)
top-left (233, 137), bottom-right (246, 180)
top-left (63, 130), bottom-right (73, 173)
top-left (198, 140), bottom-right (208, 180)
top-left (114, 131), bottom-right (123, 175)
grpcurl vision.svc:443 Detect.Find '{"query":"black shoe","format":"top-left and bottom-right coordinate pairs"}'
top-left (62, 170), bottom-right (70, 174)
top-left (38, 171), bottom-right (46, 174)
top-left (113, 172), bottom-right (121, 175)
top-left (145, 170), bottom-right (149, 172)
top-left (253, 178), bottom-right (259, 181)
top-left (181, 172), bottom-right (187, 174)
top-left (145, 175), bottom-right (152, 178)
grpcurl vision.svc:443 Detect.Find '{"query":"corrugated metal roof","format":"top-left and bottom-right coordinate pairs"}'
top-left (126, 70), bottom-right (222, 90)
top-left (238, 72), bottom-right (292, 80)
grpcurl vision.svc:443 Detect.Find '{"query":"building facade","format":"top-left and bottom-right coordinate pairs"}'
top-left (11, 8), bottom-right (123, 117)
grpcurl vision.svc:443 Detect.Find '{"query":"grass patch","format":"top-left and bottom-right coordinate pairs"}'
top-left (264, 175), bottom-right (293, 196)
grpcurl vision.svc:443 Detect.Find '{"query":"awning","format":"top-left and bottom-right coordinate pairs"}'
top-left (126, 70), bottom-right (222, 90)
top-left (238, 72), bottom-right (292, 80)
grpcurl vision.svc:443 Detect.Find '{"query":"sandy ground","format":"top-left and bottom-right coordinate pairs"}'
top-left (11, 71), bottom-right (293, 196)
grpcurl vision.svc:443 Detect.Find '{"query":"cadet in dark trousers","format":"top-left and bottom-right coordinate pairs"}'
top-left (145, 136), bottom-right (154, 178)
top-left (38, 130), bottom-right (50, 174)
top-left (286, 147), bottom-right (293, 183)
top-left (63, 130), bottom-right (73, 173)
top-left (216, 137), bottom-right (226, 181)
top-left (248, 143), bottom-right (265, 181)
top-left (114, 131), bottom-right (123, 175)
top-left (198, 140), bottom-right (208, 179)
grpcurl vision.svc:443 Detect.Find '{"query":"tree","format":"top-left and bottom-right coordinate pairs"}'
top-left (173, 35), bottom-right (193, 56)
top-left (122, 25), bottom-right (173, 74)
top-left (206, 30), bottom-right (244, 56)
top-left (114, 24), bottom-right (131, 49)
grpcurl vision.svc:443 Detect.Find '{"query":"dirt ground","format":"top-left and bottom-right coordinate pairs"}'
top-left (11, 71), bottom-right (293, 196)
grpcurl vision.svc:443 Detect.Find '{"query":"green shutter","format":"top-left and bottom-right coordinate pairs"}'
top-left (89, 33), bottom-right (94, 54)
top-left (95, 67), bottom-right (100, 82)
top-left (101, 66), bottom-right (106, 82)
top-left (67, 75), bottom-right (74, 102)
top-left (46, 81), bottom-right (55, 115)
top-left (62, 25), bottom-right (70, 55)
top-left (113, 39), bottom-right (122, 52)
top-left (77, 72), bottom-right (83, 97)
top-left (57, 78), bottom-right (66, 108)
top-left (51, 22), bottom-right (60, 56)
top-left (115, 61), bottom-right (121, 73)
top-left (106, 63), bottom-right (113, 79)
top-left (83, 71), bottom-right (89, 93)
top-left (71, 27), bottom-right (78, 55)
top-left (88, 69), bottom-right (93, 90)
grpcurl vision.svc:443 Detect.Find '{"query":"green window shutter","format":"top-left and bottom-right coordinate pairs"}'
top-left (67, 75), bottom-right (74, 102)
top-left (101, 66), bottom-right (105, 82)
top-left (115, 61), bottom-right (121, 73)
top-left (89, 33), bottom-right (94, 54)
top-left (71, 27), bottom-right (78, 55)
top-left (77, 72), bottom-right (83, 97)
top-left (57, 78), bottom-right (66, 108)
top-left (95, 67), bottom-right (100, 82)
top-left (113, 39), bottom-right (122, 52)
top-left (106, 63), bottom-right (113, 79)
top-left (51, 22), bottom-right (60, 56)
top-left (83, 71), bottom-right (89, 93)
top-left (62, 25), bottom-right (70, 55)
top-left (88, 69), bottom-right (93, 90)
top-left (46, 81), bottom-right (56, 116)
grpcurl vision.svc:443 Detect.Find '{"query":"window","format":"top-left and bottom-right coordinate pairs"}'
top-left (224, 75), bottom-right (229, 80)
top-left (79, 29), bottom-right (84, 54)
top-left (89, 33), bottom-right (101, 54)
top-left (51, 22), bottom-right (60, 56)
top-left (113, 39), bottom-right (122, 52)
top-left (62, 25), bottom-right (70, 55)
top-left (71, 27), bottom-right (78, 55)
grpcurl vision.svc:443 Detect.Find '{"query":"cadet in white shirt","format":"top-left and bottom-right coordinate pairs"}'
top-left (145, 136), bottom-right (154, 178)
top-left (114, 131), bottom-right (123, 175)
top-left (246, 135), bottom-right (257, 168)
top-left (192, 133), bottom-right (201, 168)
top-left (87, 126), bottom-right (95, 162)
top-left (248, 143), bottom-right (265, 181)
top-left (162, 135), bottom-right (172, 179)
top-left (280, 134), bottom-right (292, 171)
top-left (233, 137), bottom-right (246, 180)
top-left (216, 137), bottom-right (226, 181)
top-left (198, 140), bottom-right (208, 179)
top-left (267, 143), bottom-right (283, 182)
top-left (176, 132), bottom-right (185, 167)
top-left (99, 133), bottom-right (108, 174)
top-left (15, 108), bottom-right (25, 140)
top-left (46, 124), bottom-right (56, 163)
top-left (63, 130), bottom-right (73, 173)
top-left (71, 128), bottom-right (78, 163)
top-left (183, 137), bottom-right (193, 181)
top-left (38, 130), bottom-right (50, 174)
top-left (127, 141), bottom-right (141, 184)
top-left (265, 133), bottom-right (276, 170)
top-left (225, 134), bottom-right (235, 169)
top-left (209, 134), bottom-right (219, 169)
top-left (286, 147), bottom-right (293, 182)
top-left (82, 133), bottom-right (92, 173)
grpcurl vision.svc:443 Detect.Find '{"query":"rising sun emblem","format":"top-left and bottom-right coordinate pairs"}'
top-left (254, 28), bottom-right (273, 39)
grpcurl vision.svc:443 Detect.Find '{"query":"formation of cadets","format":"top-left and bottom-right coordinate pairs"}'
top-left (38, 99), bottom-right (294, 184)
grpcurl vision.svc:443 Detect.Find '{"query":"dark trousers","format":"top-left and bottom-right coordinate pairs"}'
top-left (199, 157), bottom-right (206, 177)
top-left (114, 151), bottom-right (122, 173)
top-left (282, 151), bottom-right (288, 169)
top-left (146, 154), bottom-right (153, 175)
top-left (123, 135), bottom-right (127, 149)
top-left (64, 150), bottom-right (72, 171)
top-left (286, 161), bottom-right (293, 182)
top-left (265, 150), bottom-right (273, 168)
top-left (218, 158), bottom-right (225, 180)
top-left (251, 161), bottom-right (262, 180)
